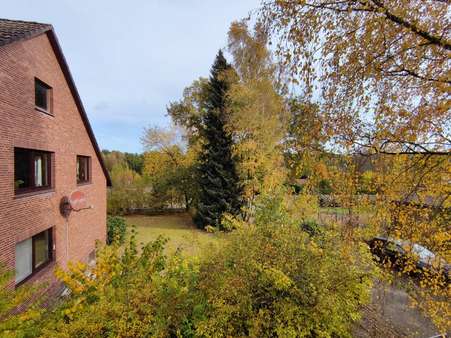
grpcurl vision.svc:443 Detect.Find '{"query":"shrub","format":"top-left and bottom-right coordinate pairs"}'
top-left (195, 193), bottom-right (374, 337)
top-left (42, 232), bottom-right (205, 338)
top-left (289, 183), bottom-right (303, 194)
top-left (106, 216), bottom-right (127, 245)
top-left (5, 192), bottom-right (375, 337)
top-left (318, 178), bottom-right (333, 195)
top-left (0, 265), bottom-right (44, 337)
top-left (300, 219), bottom-right (323, 237)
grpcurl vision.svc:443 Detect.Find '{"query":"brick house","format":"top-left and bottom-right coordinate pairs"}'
top-left (0, 19), bottom-right (112, 288)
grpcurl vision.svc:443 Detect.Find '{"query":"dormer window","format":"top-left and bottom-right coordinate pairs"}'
top-left (35, 78), bottom-right (52, 114)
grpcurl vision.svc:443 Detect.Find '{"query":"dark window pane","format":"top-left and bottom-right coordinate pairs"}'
top-left (14, 148), bottom-right (52, 193)
top-left (77, 156), bottom-right (90, 183)
top-left (35, 80), bottom-right (48, 110)
top-left (15, 149), bottom-right (31, 189)
top-left (33, 230), bottom-right (50, 269)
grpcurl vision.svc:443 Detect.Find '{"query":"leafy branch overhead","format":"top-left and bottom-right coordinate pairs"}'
top-left (260, 0), bottom-right (450, 155)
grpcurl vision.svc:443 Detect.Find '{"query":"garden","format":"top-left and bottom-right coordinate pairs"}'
top-left (1, 1), bottom-right (449, 336)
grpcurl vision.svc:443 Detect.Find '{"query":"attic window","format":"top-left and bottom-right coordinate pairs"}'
top-left (77, 155), bottom-right (91, 184)
top-left (35, 78), bottom-right (52, 113)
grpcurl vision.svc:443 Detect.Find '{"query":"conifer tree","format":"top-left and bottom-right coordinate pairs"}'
top-left (195, 50), bottom-right (242, 229)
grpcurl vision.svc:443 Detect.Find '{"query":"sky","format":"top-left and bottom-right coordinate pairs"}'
top-left (3, 0), bottom-right (261, 153)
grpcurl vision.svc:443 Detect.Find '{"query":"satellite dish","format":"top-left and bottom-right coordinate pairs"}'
top-left (69, 190), bottom-right (88, 211)
top-left (60, 191), bottom-right (91, 218)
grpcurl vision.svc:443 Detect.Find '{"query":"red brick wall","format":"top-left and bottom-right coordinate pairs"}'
top-left (0, 32), bottom-right (107, 287)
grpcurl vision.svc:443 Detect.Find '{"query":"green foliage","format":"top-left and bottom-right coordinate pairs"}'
top-left (226, 21), bottom-right (288, 208)
top-left (289, 183), bottom-right (303, 194)
top-left (0, 265), bottom-right (44, 337)
top-left (123, 152), bottom-right (144, 174)
top-left (253, 191), bottom-right (294, 228)
top-left (101, 149), bottom-right (125, 173)
top-left (2, 192), bottom-right (374, 337)
top-left (103, 151), bottom-right (150, 215)
top-left (300, 219), bottom-right (323, 237)
top-left (167, 78), bottom-right (210, 148)
top-left (195, 191), bottom-right (374, 337)
top-left (143, 145), bottom-right (197, 210)
top-left (41, 233), bottom-right (176, 337)
top-left (107, 163), bottom-right (149, 215)
top-left (102, 150), bottom-right (144, 175)
top-left (140, 125), bottom-right (199, 211)
top-left (357, 170), bottom-right (377, 194)
top-left (195, 50), bottom-right (243, 229)
top-left (27, 231), bottom-right (203, 337)
top-left (285, 98), bottom-right (325, 182)
top-left (167, 22), bottom-right (288, 223)
top-left (106, 216), bottom-right (127, 245)
top-left (318, 179), bottom-right (333, 195)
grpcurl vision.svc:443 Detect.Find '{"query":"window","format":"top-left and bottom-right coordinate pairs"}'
top-left (14, 148), bottom-right (52, 194)
top-left (15, 228), bottom-right (53, 284)
top-left (35, 78), bottom-right (52, 113)
top-left (77, 155), bottom-right (90, 184)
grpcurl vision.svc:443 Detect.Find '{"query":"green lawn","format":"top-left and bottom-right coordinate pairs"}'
top-left (124, 213), bottom-right (222, 256)
top-left (319, 207), bottom-right (349, 215)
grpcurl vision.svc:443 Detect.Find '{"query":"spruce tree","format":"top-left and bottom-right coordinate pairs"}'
top-left (195, 50), bottom-right (243, 230)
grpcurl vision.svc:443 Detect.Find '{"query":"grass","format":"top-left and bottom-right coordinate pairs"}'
top-left (319, 207), bottom-right (349, 215)
top-left (124, 213), bottom-right (222, 256)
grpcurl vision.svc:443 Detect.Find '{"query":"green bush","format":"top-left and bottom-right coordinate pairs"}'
top-left (300, 219), bottom-right (323, 237)
top-left (106, 216), bottom-right (127, 244)
top-left (195, 193), bottom-right (374, 337)
top-left (4, 192), bottom-right (375, 337)
top-left (318, 178), bottom-right (333, 195)
top-left (42, 233), bottom-right (201, 337)
top-left (288, 183), bottom-right (303, 194)
top-left (0, 265), bottom-right (44, 337)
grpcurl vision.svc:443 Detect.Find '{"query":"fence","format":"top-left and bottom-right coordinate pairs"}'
top-left (317, 209), bottom-right (366, 226)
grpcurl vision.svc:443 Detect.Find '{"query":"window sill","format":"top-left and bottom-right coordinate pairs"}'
top-left (35, 106), bottom-right (54, 116)
top-left (14, 188), bottom-right (55, 199)
top-left (77, 181), bottom-right (92, 186)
